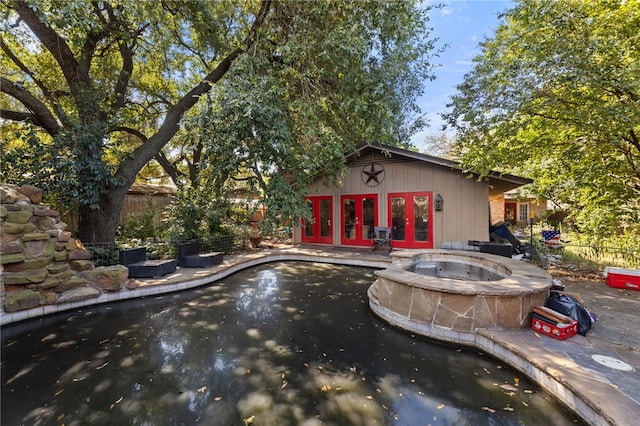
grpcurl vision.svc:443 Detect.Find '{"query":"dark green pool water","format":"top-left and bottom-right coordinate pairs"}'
top-left (1, 262), bottom-right (585, 425)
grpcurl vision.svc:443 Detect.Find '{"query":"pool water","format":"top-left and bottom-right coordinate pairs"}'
top-left (1, 262), bottom-right (585, 425)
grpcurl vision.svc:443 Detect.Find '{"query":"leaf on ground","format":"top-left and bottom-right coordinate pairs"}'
top-left (437, 403), bottom-right (445, 409)
top-left (198, 386), bottom-right (207, 393)
top-left (500, 384), bottom-right (518, 392)
top-left (54, 389), bottom-right (64, 396)
top-left (503, 404), bottom-right (514, 411)
top-left (214, 396), bottom-right (222, 401)
top-left (524, 389), bottom-right (534, 394)
top-left (481, 406), bottom-right (496, 413)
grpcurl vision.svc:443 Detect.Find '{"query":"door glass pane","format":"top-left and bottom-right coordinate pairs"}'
top-left (362, 197), bottom-right (375, 240)
top-left (413, 195), bottom-right (429, 242)
top-left (320, 199), bottom-right (331, 238)
top-left (391, 196), bottom-right (406, 241)
top-left (304, 200), bottom-right (314, 237)
top-left (343, 198), bottom-right (356, 239)
top-left (519, 204), bottom-right (529, 222)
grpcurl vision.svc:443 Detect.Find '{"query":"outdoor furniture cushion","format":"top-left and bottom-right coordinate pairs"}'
top-left (177, 240), bottom-right (223, 268)
top-left (119, 247), bottom-right (176, 278)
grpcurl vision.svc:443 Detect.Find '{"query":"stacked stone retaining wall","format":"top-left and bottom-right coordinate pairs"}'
top-left (1, 184), bottom-right (129, 313)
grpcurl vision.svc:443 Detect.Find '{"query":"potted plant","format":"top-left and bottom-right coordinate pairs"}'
top-left (249, 229), bottom-right (262, 248)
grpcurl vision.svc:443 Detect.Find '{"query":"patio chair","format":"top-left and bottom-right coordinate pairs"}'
top-left (372, 226), bottom-right (392, 252)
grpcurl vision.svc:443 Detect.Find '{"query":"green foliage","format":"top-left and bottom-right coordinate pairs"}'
top-left (162, 187), bottom-right (206, 242)
top-left (1, 0), bottom-right (273, 242)
top-left (178, 1), bottom-right (442, 226)
top-left (1, 125), bottom-right (118, 214)
top-left (2, 0), bottom-right (441, 242)
top-left (86, 245), bottom-right (120, 267)
top-left (445, 0), bottom-right (640, 241)
top-left (161, 185), bottom-right (245, 242)
top-left (117, 209), bottom-right (158, 240)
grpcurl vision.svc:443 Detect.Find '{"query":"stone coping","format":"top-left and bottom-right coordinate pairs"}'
top-left (376, 249), bottom-right (552, 296)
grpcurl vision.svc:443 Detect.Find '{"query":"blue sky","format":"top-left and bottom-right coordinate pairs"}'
top-left (411, 0), bottom-right (513, 150)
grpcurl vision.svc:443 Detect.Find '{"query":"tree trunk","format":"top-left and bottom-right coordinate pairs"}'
top-left (76, 184), bottom-right (129, 244)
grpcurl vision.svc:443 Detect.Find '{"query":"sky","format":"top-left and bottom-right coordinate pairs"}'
top-left (411, 0), bottom-right (514, 150)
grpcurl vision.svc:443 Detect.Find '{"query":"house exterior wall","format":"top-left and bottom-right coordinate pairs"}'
top-left (501, 197), bottom-right (547, 226)
top-left (489, 194), bottom-right (505, 225)
top-left (297, 151), bottom-right (490, 248)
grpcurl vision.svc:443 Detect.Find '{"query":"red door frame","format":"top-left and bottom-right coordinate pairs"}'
top-left (388, 192), bottom-right (433, 249)
top-left (504, 202), bottom-right (517, 223)
top-left (301, 196), bottom-right (333, 244)
top-left (340, 194), bottom-right (378, 246)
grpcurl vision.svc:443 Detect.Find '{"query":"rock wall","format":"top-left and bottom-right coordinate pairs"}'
top-left (1, 184), bottom-right (128, 313)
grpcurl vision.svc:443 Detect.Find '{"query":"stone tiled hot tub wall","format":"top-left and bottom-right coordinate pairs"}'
top-left (368, 250), bottom-right (552, 345)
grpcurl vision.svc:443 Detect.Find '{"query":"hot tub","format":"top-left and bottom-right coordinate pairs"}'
top-left (368, 250), bottom-right (552, 344)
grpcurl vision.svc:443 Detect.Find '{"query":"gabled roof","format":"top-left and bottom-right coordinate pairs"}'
top-left (346, 143), bottom-right (532, 195)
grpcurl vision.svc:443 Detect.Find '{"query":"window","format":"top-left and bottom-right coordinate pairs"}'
top-left (518, 203), bottom-right (529, 222)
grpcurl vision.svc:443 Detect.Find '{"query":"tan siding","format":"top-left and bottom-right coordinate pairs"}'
top-left (299, 156), bottom-right (492, 246)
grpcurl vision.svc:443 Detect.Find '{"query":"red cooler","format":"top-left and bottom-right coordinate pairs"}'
top-left (604, 267), bottom-right (640, 291)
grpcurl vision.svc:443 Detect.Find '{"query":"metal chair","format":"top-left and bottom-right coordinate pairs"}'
top-left (372, 226), bottom-right (392, 252)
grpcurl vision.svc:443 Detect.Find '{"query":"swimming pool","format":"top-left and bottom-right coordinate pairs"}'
top-left (1, 262), bottom-right (584, 425)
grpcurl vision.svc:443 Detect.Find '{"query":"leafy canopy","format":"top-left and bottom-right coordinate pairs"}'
top-left (1, 0), bottom-right (440, 242)
top-left (444, 0), bottom-right (640, 241)
top-left (181, 1), bottom-right (441, 229)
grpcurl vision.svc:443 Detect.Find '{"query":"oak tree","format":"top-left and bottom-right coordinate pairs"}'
top-left (2, 0), bottom-right (440, 242)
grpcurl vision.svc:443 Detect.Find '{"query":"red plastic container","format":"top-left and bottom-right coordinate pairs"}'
top-left (604, 267), bottom-right (640, 291)
top-left (531, 315), bottom-right (578, 340)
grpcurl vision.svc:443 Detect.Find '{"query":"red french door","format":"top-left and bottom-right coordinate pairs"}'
top-left (302, 196), bottom-right (333, 244)
top-left (341, 194), bottom-right (378, 246)
top-left (388, 192), bottom-right (433, 249)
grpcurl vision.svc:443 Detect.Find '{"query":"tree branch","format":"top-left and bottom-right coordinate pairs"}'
top-left (0, 108), bottom-right (38, 125)
top-left (1, 36), bottom-right (72, 128)
top-left (154, 150), bottom-right (183, 185)
top-left (116, 0), bottom-right (273, 184)
top-left (0, 77), bottom-right (61, 134)
top-left (11, 0), bottom-right (88, 95)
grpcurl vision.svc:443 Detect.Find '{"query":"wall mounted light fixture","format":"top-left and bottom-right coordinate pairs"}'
top-left (434, 193), bottom-right (443, 211)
